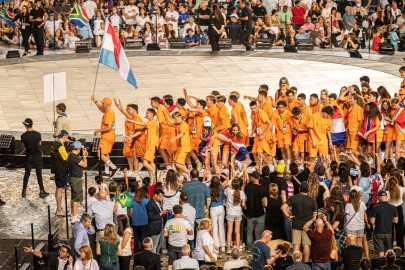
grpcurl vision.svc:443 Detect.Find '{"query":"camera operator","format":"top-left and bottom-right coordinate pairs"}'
top-left (344, 32), bottom-right (360, 49)
top-left (51, 130), bottom-right (70, 216)
top-left (68, 141), bottom-right (88, 224)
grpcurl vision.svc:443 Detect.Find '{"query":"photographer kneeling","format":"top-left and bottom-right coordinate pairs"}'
top-left (344, 33), bottom-right (360, 50)
top-left (68, 141), bottom-right (88, 224)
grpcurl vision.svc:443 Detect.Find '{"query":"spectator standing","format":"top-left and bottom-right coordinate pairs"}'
top-left (73, 213), bottom-right (95, 258)
top-left (341, 235), bottom-right (364, 269)
top-left (251, 230), bottom-right (279, 270)
top-left (345, 189), bottom-right (368, 249)
top-left (146, 189), bottom-right (166, 254)
top-left (131, 187), bottom-right (150, 252)
top-left (239, 0), bottom-right (254, 51)
top-left (116, 215), bottom-right (132, 270)
top-left (264, 183), bottom-right (285, 240)
top-left (29, 0), bottom-right (47, 55)
top-left (245, 171), bottom-right (267, 251)
top-left (123, 0), bottom-right (139, 26)
top-left (197, 0), bottom-right (211, 31)
top-left (286, 251), bottom-right (311, 270)
top-left (21, 118), bottom-right (49, 198)
top-left (96, 224), bottom-right (122, 270)
top-left (179, 192), bottom-right (196, 250)
top-left (281, 182), bottom-right (318, 262)
top-left (74, 245), bottom-right (99, 270)
top-left (370, 188), bottom-right (404, 257)
top-left (15, 6), bottom-right (31, 56)
top-left (53, 103), bottom-right (72, 138)
top-left (133, 238), bottom-right (161, 270)
top-left (291, 1), bottom-right (306, 27)
top-left (194, 218), bottom-right (217, 266)
top-left (208, 4), bottom-right (225, 51)
top-left (303, 213), bottom-right (333, 269)
top-left (209, 176), bottom-right (226, 252)
top-left (164, 205), bottom-right (193, 270)
top-left (182, 169), bottom-right (211, 222)
top-left (172, 244), bottom-right (199, 270)
top-left (68, 141), bottom-right (88, 223)
top-left (88, 190), bottom-right (116, 239)
top-left (51, 130), bottom-right (70, 216)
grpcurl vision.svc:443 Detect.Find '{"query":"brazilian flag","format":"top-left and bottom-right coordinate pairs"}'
top-left (114, 191), bottom-right (133, 208)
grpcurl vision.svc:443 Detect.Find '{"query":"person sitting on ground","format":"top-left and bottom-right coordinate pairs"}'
top-left (184, 28), bottom-right (200, 46)
top-left (286, 251), bottom-right (311, 270)
top-left (223, 247), bottom-right (250, 270)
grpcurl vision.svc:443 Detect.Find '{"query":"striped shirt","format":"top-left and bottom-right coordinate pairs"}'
top-left (87, 199), bottom-right (114, 230)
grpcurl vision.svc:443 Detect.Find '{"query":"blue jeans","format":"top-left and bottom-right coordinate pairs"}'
top-left (151, 232), bottom-right (163, 254)
top-left (246, 215), bottom-right (265, 250)
top-left (283, 215), bottom-right (292, 242)
top-left (99, 261), bottom-right (120, 270)
top-left (312, 261), bottom-right (331, 270)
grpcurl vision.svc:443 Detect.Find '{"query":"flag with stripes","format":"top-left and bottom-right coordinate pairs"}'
top-left (68, 3), bottom-right (90, 28)
top-left (330, 107), bottom-right (347, 145)
top-left (0, 8), bottom-right (16, 28)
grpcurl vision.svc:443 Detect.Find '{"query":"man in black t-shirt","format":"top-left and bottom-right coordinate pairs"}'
top-left (21, 118), bottom-right (49, 198)
top-left (370, 190), bottom-right (399, 257)
top-left (29, 0), bottom-right (48, 55)
top-left (245, 171), bottom-right (268, 251)
top-left (197, 1), bottom-right (211, 31)
top-left (239, 0), bottom-right (254, 51)
top-left (341, 235), bottom-right (363, 269)
top-left (252, 0), bottom-right (267, 18)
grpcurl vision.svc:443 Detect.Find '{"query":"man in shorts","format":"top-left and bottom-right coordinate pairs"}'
top-left (281, 182), bottom-right (317, 262)
top-left (272, 100), bottom-right (293, 164)
top-left (308, 106), bottom-right (334, 161)
top-left (68, 141), bottom-right (88, 223)
top-left (346, 93), bottom-right (364, 155)
top-left (91, 95), bottom-right (118, 177)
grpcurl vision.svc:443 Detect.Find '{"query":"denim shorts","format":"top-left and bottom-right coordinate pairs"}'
top-left (226, 214), bottom-right (242, 222)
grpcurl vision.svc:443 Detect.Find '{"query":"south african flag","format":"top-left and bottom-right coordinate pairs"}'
top-left (0, 8), bottom-right (16, 28)
top-left (68, 3), bottom-right (90, 28)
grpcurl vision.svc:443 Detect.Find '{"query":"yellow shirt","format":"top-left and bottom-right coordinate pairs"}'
top-left (271, 110), bottom-right (293, 136)
top-left (101, 108), bottom-right (116, 140)
top-left (207, 105), bottom-right (219, 127)
top-left (217, 106), bottom-right (231, 133)
top-left (146, 119), bottom-right (159, 148)
top-left (308, 112), bottom-right (332, 144)
top-left (348, 105), bottom-right (364, 135)
top-left (177, 121), bottom-right (191, 152)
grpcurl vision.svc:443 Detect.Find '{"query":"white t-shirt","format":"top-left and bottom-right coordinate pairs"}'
top-left (224, 188), bottom-right (245, 216)
top-left (162, 187), bottom-right (180, 210)
top-left (136, 16), bottom-right (151, 28)
top-left (165, 11), bottom-right (179, 29)
top-left (345, 201), bottom-right (367, 231)
top-left (45, 20), bottom-right (56, 34)
top-left (164, 217), bottom-right (193, 247)
top-left (124, 5), bottom-right (139, 25)
top-left (387, 186), bottom-right (405, 207)
top-left (65, 35), bottom-right (80, 48)
top-left (82, 0), bottom-right (97, 19)
top-left (194, 230), bottom-right (215, 261)
top-left (73, 259), bottom-right (99, 270)
top-left (119, 227), bottom-right (133, 256)
top-left (182, 203), bottom-right (196, 240)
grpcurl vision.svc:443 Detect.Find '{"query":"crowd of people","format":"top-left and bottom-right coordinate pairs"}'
top-left (1, 0), bottom-right (404, 53)
top-left (12, 66), bottom-right (405, 270)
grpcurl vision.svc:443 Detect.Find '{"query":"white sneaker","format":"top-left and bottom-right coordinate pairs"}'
top-left (235, 160), bottom-right (243, 172)
top-left (70, 215), bottom-right (80, 224)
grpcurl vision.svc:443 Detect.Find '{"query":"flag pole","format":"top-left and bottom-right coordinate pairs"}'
top-left (92, 61), bottom-right (100, 98)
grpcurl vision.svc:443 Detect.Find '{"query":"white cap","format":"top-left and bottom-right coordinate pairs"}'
top-left (350, 186), bottom-right (362, 193)
top-left (203, 116), bottom-right (212, 127)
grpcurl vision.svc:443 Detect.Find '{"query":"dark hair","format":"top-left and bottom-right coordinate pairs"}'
top-left (88, 186), bottom-right (96, 196)
top-left (276, 242), bottom-right (291, 254)
top-left (310, 93), bottom-right (319, 99)
top-left (95, 175), bottom-right (103, 185)
top-left (322, 106), bottom-right (334, 116)
top-left (190, 169), bottom-right (199, 179)
top-left (330, 161), bottom-right (338, 176)
top-left (317, 166), bottom-right (326, 176)
top-left (142, 177), bottom-right (151, 188)
top-left (258, 90), bottom-right (267, 97)
top-left (297, 93), bottom-right (306, 99)
top-left (173, 204), bottom-right (183, 214)
top-left (360, 162), bottom-right (371, 177)
top-left (127, 104), bottom-right (138, 112)
top-left (366, 102), bottom-right (382, 120)
top-left (377, 86), bottom-right (391, 100)
top-left (197, 99), bottom-right (207, 108)
top-left (289, 163), bottom-right (299, 175)
top-left (291, 106), bottom-right (301, 116)
top-left (146, 108), bottom-right (156, 116)
top-left (116, 214), bottom-right (130, 237)
top-left (180, 191), bottom-right (189, 202)
top-left (177, 98), bottom-right (186, 107)
top-left (360, 75), bottom-right (370, 83)
top-left (210, 176), bottom-right (221, 202)
top-left (150, 96), bottom-right (160, 103)
top-left (277, 100), bottom-right (287, 107)
top-left (260, 84), bottom-right (269, 91)
top-left (134, 187), bottom-right (149, 202)
top-left (329, 93), bottom-right (337, 99)
top-left (229, 95), bottom-right (238, 103)
top-left (56, 103), bottom-right (66, 112)
top-left (154, 189), bottom-right (164, 195)
top-left (286, 90), bottom-right (294, 96)
top-left (249, 101), bottom-right (258, 107)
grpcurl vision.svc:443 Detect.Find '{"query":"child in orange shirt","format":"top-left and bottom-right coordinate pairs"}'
top-left (308, 106), bottom-right (334, 160)
top-left (272, 100), bottom-right (294, 164)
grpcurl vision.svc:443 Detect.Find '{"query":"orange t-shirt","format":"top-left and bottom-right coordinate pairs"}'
top-left (259, 97), bottom-right (274, 117)
top-left (101, 108), bottom-right (116, 140)
top-left (133, 114), bottom-right (147, 143)
top-left (300, 105), bottom-right (313, 117)
top-left (308, 112), bottom-right (332, 144)
top-left (177, 121), bottom-right (191, 152)
top-left (347, 105), bottom-right (364, 135)
top-left (156, 106), bottom-right (173, 135)
top-left (217, 106), bottom-right (231, 133)
top-left (231, 103), bottom-right (248, 130)
top-left (271, 109), bottom-right (293, 136)
top-left (190, 110), bottom-right (208, 138)
top-left (146, 119), bottom-right (159, 148)
top-left (310, 103), bottom-right (324, 114)
top-left (292, 115), bottom-right (310, 140)
top-left (288, 99), bottom-right (300, 111)
top-left (207, 105), bottom-right (219, 127)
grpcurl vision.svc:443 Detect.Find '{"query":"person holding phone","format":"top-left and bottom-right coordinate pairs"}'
top-left (23, 244), bottom-right (73, 270)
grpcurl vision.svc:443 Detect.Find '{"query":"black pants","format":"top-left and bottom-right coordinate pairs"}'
top-left (21, 28), bottom-right (31, 52)
top-left (23, 155), bottom-right (44, 191)
top-left (393, 205), bottom-right (404, 252)
top-left (133, 225), bottom-right (147, 252)
top-left (209, 30), bottom-right (220, 51)
top-left (32, 26), bottom-right (44, 55)
top-left (118, 255), bottom-right (131, 270)
top-left (240, 28), bottom-right (252, 50)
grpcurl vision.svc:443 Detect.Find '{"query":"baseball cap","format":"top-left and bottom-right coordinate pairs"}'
top-left (72, 141), bottom-right (85, 149)
top-left (101, 97), bottom-right (112, 105)
top-left (378, 190), bottom-right (387, 197)
top-left (230, 13), bottom-right (238, 18)
top-left (23, 118), bottom-right (33, 127)
top-left (300, 181), bottom-right (309, 192)
top-left (56, 130), bottom-right (69, 138)
top-left (276, 163), bottom-right (286, 174)
top-left (203, 116), bottom-right (212, 127)
top-left (249, 171), bottom-right (261, 179)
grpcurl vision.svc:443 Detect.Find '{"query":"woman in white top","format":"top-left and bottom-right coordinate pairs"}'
top-left (117, 215), bottom-right (133, 270)
top-left (136, 7), bottom-right (151, 31)
top-left (74, 245), bottom-right (99, 270)
top-left (385, 176), bottom-right (405, 253)
top-left (224, 179), bottom-right (246, 254)
top-left (162, 169), bottom-right (181, 212)
top-left (345, 189), bottom-right (368, 247)
top-left (195, 218), bottom-right (218, 265)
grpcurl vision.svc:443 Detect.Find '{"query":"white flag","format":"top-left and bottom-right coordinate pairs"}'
top-left (44, 72), bottom-right (67, 103)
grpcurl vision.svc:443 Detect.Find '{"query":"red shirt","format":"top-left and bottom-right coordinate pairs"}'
top-left (306, 229), bottom-right (332, 263)
top-left (372, 35), bottom-right (382, 51)
top-left (291, 7), bottom-right (306, 25)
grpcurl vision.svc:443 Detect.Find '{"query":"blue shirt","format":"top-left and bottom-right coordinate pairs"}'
top-left (390, 32), bottom-right (399, 49)
top-left (132, 198), bottom-right (149, 226)
top-left (182, 180), bottom-right (210, 219)
top-left (73, 221), bottom-right (95, 257)
top-left (358, 177), bottom-right (370, 204)
top-left (185, 34), bottom-right (199, 44)
top-left (251, 241), bottom-right (271, 270)
top-left (319, 177), bottom-right (331, 190)
top-left (295, 33), bottom-right (310, 40)
top-left (210, 186), bottom-right (223, 208)
top-left (178, 11), bottom-right (189, 24)
top-left (342, 13), bottom-right (355, 30)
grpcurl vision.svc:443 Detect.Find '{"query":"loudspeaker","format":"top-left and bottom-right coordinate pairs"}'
top-left (6, 50), bottom-right (20, 58)
top-left (297, 39), bottom-right (314, 51)
top-left (146, 43), bottom-right (161, 50)
top-left (255, 38), bottom-right (272, 49)
top-left (125, 38), bottom-right (143, 49)
top-left (378, 43), bottom-right (395, 55)
top-left (218, 38), bottom-right (232, 49)
top-left (169, 38), bottom-right (186, 49)
top-left (348, 50), bottom-right (363, 58)
top-left (75, 45), bottom-right (90, 53)
top-left (284, 45), bottom-right (297, 53)
top-left (76, 40), bottom-right (92, 49)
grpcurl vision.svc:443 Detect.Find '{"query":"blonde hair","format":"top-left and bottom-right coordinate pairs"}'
top-left (308, 172), bottom-right (319, 199)
top-left (229, 91), bottom-right (240, 99)
top-left (199, 218), bottom-right (212, 230)
top-left (79, 245), bottom-right (93, 260)
top-left (102, 223), bottom-right (118, 244)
